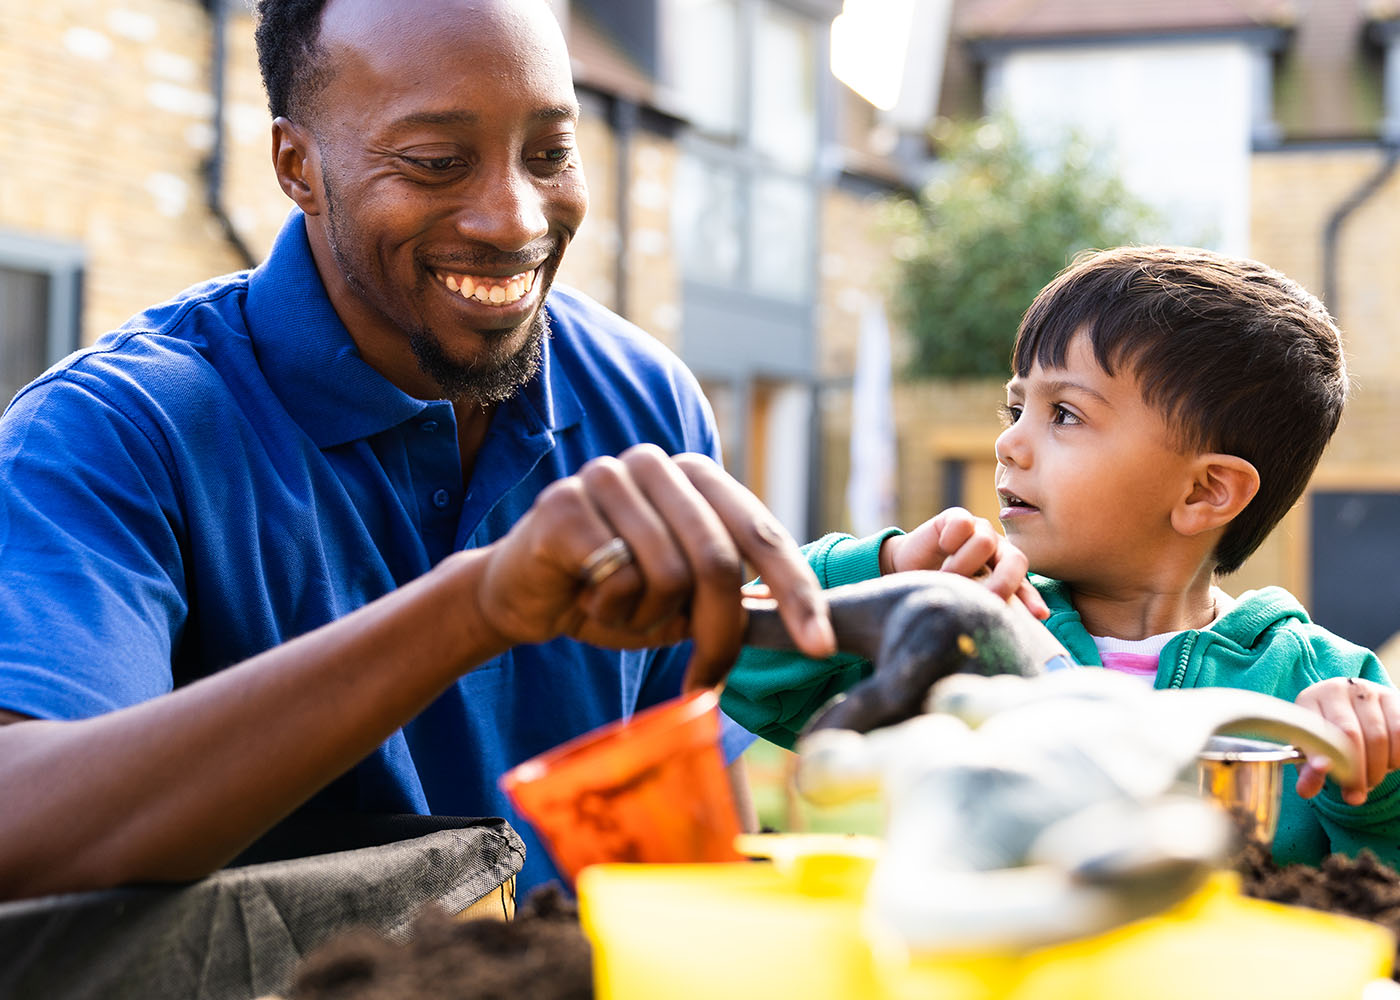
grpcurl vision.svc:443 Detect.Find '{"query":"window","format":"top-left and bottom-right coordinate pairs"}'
top-left (0, 232), bottom-right (83, 406)
top-left (664, 0), bottom-right (822, 306)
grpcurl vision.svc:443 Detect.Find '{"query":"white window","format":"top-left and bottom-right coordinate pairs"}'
top-left (0, 233), bottom-right (83, 406)
top-left (985, 40), bottom-right (1258, 254)
top-left (665, 0), bottom-right (821, 303)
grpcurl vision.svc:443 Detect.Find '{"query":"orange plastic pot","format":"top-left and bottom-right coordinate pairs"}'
top-left (500, 689), bottom-right (743, 884)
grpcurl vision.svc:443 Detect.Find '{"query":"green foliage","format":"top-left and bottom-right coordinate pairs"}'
top-left (885, 119), bottom-right (1158, 377)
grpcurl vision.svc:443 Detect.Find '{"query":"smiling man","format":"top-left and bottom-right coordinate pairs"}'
top-left (0, 0), bottom-right (854, 904)
top-left (276, 0), bottom-right (585, 416)
top-left (0, 0), bottom-right (1039, 914)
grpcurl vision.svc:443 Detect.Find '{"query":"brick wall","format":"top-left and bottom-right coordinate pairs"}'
top-left (1247, 148), bottom-right (1400, 600)
top-left (0, 3), bottom-right (283, 344)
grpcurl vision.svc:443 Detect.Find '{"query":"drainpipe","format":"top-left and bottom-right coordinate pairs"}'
top-left (1321, 142), bottom-right (1400, 313)
top-left (206, 0), bottom-right (257, 270)
top-left (607, 96), bottom-right (637, 318)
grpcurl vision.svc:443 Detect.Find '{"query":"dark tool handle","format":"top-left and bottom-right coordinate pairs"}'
top-left (742, 577), bottom-right (902, 661)
top-left (742, 571), bottom-right (1075, 674)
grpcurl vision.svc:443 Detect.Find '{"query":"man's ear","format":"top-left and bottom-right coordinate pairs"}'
top-left (1173, 454), bottom-right (1260, 537)
top-left (271, 117), bottom-right (323, 216)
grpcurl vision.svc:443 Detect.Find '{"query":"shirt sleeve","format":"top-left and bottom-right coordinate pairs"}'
top-left (0, 375), bottom-right (186, 719)
top-left (720, 528), bottom-right (902, 750)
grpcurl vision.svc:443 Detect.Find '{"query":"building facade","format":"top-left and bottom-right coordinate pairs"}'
top-left (0, 0), bottom-right (926, 547)
top-left (917, 0), bottom-right (1400, 653)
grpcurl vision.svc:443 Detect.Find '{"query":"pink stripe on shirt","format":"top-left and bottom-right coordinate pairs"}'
top-left (1099, 650), bottom-right (1160, 678)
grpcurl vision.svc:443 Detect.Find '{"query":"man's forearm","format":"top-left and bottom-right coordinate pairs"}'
top-left (0, 548), bottom-right (504, 900)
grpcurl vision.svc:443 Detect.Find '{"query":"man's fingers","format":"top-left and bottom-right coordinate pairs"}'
top-left (676, 454), bottom-right (833, 671)
top-left (617, 449), bottom-right (750, 689)
top-left (574, 456), bottom-right (690, 630)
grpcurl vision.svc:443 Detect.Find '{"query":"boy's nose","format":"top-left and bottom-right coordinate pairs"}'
top-left (994, 424), bottom-right (1026, 468)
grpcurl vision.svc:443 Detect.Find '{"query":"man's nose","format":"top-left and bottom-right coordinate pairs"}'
top-left (456, 165), bottom-right (549, 251)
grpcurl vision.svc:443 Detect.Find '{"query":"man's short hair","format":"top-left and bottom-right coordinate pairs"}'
top-left (1012, 245), bottom-right (1348, 574)
top-left (254, 0), bottom-right (333, 121)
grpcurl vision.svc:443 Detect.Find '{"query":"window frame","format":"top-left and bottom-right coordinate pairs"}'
top-left (0, 229), bottom-right (85, 372)
top-left (664, 0), bottom-right (833, 379)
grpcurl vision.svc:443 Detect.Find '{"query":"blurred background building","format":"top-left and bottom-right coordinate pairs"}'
top-left (2, 0), bottom-right (1400, 654)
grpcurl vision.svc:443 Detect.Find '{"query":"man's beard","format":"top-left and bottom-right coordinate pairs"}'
top-left (409, 309), bottom-right (548, 403)
top-left (321, 163), bottom-right (549, 404)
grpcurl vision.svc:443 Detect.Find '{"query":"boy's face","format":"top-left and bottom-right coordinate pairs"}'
top-left (994, 332), bottom-right (1200, 589)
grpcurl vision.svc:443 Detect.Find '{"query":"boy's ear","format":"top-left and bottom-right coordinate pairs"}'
top-left (1173, 454), bottom-right (1260, 537)
top-left (271, 117), bottom-right (324, 217)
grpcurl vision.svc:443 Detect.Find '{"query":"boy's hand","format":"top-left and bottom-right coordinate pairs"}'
top-left (880, 507), bottom-right (1049, 620)
top-left (1294, 677), bottom-right (1400, 805)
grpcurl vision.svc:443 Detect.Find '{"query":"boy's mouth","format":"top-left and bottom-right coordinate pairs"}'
top-left (998, 489), bottom-right (1040, 516)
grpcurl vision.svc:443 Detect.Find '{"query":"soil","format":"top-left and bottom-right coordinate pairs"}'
top-left (287, 840), bottom-right (1400, 996)
top-left (1231, 836), bottom-right (1400, 981)
top-left (288, 885), bottom-right (594, 1000)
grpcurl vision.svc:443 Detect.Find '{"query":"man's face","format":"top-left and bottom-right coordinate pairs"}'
top-left (993, 332), bottom-right (1200, 590)
top-left (299, 0), bottom-right (588, 402)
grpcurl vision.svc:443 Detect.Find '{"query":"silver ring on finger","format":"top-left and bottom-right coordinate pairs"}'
top-left (580, 536), bottom-right (634, 588)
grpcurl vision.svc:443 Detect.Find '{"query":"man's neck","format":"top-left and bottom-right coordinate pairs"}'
top-left (454, 399), bottom-right (497, 486)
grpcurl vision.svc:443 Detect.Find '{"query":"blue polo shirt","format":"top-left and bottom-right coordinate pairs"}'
top-left (0, 211), bottom-right (749, 893)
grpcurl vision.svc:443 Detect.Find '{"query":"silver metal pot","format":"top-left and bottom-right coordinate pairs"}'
top-left (1196, 735), bottom-right (1302, 843)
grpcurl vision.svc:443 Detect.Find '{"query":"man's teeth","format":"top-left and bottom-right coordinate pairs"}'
top-left (440, 269), bottom-right (536, 305)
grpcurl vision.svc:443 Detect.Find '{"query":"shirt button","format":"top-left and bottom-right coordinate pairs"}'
top-left (432, 489), bottom-right (450, 508)
top-left (421, 420), bottom-right (438, 433)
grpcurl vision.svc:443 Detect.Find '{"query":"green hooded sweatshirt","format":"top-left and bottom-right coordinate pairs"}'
top-left (721, 532), bottom-right (1400, 868)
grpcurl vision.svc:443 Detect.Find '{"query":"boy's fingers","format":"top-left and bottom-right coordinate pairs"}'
top-left (1387, 697), bottom-right (1400, 773)
top-left (1303, 681), bottom-right (1372, 802)
top-left (1295, 756), bottom-right (1330, 799)
top-left (967, 536), bottom-right (1030, 601)
top-left (1348, 680), bottom-right (1392, 790)
top-left (1015, 580), bottom-right (1050, 620)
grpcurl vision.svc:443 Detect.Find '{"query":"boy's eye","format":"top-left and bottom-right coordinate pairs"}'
top-left (998, 403), bottom-right (1021, 426)
top-left (1050, 404), bottom-right (1081, 425)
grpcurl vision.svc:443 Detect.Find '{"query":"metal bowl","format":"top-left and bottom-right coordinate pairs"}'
top-left (1196, 735), bottom-right (1302, 844)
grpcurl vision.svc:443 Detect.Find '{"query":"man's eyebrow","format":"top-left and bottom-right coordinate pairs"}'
top-left (388, 104), bottom-right (580, 129)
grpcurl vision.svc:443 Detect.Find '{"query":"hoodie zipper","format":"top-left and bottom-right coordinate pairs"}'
top-left (1168, 631), bottom-right (1198, 689)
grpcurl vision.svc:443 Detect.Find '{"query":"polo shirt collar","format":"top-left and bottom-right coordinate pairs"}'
top-left (245, 211), bottom-right (583, 447)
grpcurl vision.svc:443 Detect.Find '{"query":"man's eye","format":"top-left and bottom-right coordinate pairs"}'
top-left (406, 155), bottom-right (464, 172)
top-left (529, 147), bottom-right (575, 169)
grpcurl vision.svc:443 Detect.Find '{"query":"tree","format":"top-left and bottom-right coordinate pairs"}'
top-left (885, 119), bottom-right (1158, 377)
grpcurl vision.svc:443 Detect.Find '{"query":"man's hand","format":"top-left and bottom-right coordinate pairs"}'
top-left (879, 507), bottom-right (1048, 620)
top-left (1295, 677), bottom-right (1400, 805)
top-left (476, 445), bottom-right (835, 690)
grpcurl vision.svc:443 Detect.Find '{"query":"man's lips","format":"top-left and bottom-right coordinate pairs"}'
top-left (430, 264), bottom-right (543, 308)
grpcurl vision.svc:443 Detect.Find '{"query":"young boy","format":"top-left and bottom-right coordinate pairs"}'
top-left (723, 246), bottom-right (1400, 868)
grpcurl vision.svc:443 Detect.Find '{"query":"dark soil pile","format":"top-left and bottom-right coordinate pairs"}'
top-left (1232, 837), bottom-right (1400, 981)
top-left (286, 841), bottom-right (1400, 995)
top-left (289, 885), bottom-right (594, 1000)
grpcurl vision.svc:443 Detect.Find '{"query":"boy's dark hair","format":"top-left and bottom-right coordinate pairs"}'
top-left (253, 0), bottom-right (333, 121)
top-left (1012, 245), bottom-right (1348, 574)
